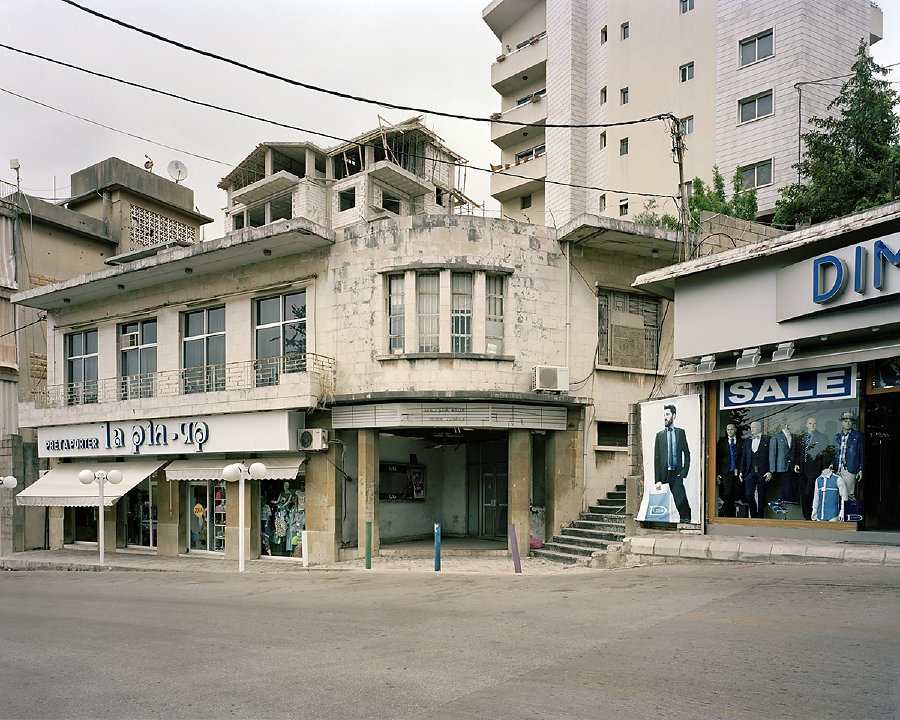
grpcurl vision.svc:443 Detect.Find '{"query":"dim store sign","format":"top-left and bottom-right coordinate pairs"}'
top-left (720, 365), bottom-right (856, 409)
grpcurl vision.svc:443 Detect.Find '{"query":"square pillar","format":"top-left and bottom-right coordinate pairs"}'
top-left (545, 408), bottom-right (585, 539)
top-left (155, 474), bottom-right (185, 556)
top-left (48, 506), bottom-right (65, 550)
top-left (357, 429), bottom-right (380, 558)
top-left (115, 500), bottom-right (127, 548)
top-left (306, 436), bottom-right (343, 564)
top-left (508, 430), bottom-right (531, 558)
top-left (102, 505), bottom-right (116, 553)
top-left (225, 478), bottom-right (260, 561)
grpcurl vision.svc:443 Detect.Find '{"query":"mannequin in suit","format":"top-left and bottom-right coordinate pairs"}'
top-left (653, 404), bottom-right (692, 523)
top-left (740, 420), bottom-right (772, 518)
top-left (794, 417), bottom-right (830, 521)
top-left (716, 423), bottom-right (743, 517)
top-left (769, 421), bottom-right (796, 512)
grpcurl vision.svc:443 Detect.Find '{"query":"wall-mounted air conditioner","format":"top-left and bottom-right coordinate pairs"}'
top-left (532, 365), bottom-right (569, 393)
top-left (122, 332), bottom-right (140, 348)
top-left (299, 428), bottom-right (330, 451)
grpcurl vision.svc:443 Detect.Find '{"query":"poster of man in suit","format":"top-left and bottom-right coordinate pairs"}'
top-left (638, 394), bottom-right (701, 524)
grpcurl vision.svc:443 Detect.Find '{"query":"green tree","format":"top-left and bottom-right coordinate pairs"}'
top-left (686, 165), bottom-right (758, 230)
top-left (633, 198), bottom-right (680, 230)
top-left (774, 40), bottom-right (900, 228)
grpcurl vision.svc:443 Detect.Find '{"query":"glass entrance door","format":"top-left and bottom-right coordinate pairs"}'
top-left (125, 478), bottom-right (156, 548)
top-left (188, 481), bottom-right (224, 552)
top-left (481, 466), bottom-right (508, 540)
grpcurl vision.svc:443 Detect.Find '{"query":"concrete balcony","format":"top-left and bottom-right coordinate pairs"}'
top-left (490, 154), bottom-right (546, 202)
top-left (19, 354), bottom-right (335, 428)
top-left (491, 35), bottom-right (547, 96)
top-left (491, 97), bottom-right (547, 149)
top-left (230, 170), bottom-right (301, 206)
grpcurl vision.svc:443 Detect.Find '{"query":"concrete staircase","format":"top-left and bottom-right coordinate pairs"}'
top-left (531, 484), bottom-right (627, 565)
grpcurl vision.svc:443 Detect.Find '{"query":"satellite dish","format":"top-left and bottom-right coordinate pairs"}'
top-left (167, 160), bottom-right (188, 183)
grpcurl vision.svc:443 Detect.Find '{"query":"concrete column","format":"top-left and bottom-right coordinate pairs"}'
top-left (357, 429), bottom-right (379, 558)
top-left (115, 500), bottom-right (126, 548)
top-left (155, 473), bottom-right (185, 556)
top-left (102, 505), bottom-right (116, 553)
top-left (48, 506), bottom-right (65, 549)
top-left (508, 430), bottom-right (531, 558)
top-left (545, 408), bottom-right (584, 539)
top-left (306, 437), bottom-right (343, 564)
top-left (225, 478), bottom-right (260, 561)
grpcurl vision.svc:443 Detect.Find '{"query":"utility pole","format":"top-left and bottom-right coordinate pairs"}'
top-left (671, 117), bottom-right (691, 261)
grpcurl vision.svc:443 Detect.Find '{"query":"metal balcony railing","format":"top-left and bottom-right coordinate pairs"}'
top-left (28, 354), bottom-right (336, 409)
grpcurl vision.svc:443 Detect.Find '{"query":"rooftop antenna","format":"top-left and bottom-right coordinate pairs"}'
top-left (167, 160), bottom-right (188, 184)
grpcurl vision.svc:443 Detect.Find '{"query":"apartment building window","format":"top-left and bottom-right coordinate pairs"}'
top-left (516, 145), bottom-right (545, 162)
top-left (451, 272), bottom-right (473, 353)
top-left (680, 62), bottom-right (694, 82)
top-left (681, 116), bottom-right (694, 134)
top-left (739, 30), bottom-right (773, 66)
top-left (600, 87), bottom-right (607, 105)
top-left (382, 192), bottom-right (401, 215)
top-left (517, 88), bottom-right (546, 105)
top-left (680, 0), bottom-right (694, 13)
top-left (255, 290), bottom-right (306, 386)
top-left (521, 194), bottom-right (532, 210)
top-left (739, 91), bottom-right (773, 123)
top-left (601, 25), bottom-right (607, 44)
top-left (620, 87), bottom-right (629, 105)
top-left (620, 137), bottom-right (629, 155)
top-left (65, 329), bottom-right (98, 405)
top-left (485, 275), bottom-right (505, 355)
top-left (619, 200), bottom-right (629, 216)
top-left (597, 290), bottom-right (660, 370)
top-left (435, 187), bottom-right (444, 206)
top-left (621, 22), bottom-right (629, 40)
top-left (182, 307), bottom-right (225, 394)
top-left (740, 160), bottom-right (773, 189)
top-left (599, 132), bottom-right (607, 150)
top-left (597, 421), bottom-right (628, 447)
top-left (120, 319), bottom-right (157, 399)
top-left (417, 273), bottom-right (440, 352)
top-left (333, 147), bottom-right (362, 180)
top-left (0, 297), bottom-right (16, 371)
top-left (387, 275), bottom-right (405, 355)
top-left (599, 194), bottom-right (607, 212)
top-left (339, 188), bottom-right (356, 211)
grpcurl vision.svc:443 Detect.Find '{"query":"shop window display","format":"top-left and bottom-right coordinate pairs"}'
top-left (260, 478), bottom-right (305, 557)
top-left (714, 399), bottom-right (861, 522)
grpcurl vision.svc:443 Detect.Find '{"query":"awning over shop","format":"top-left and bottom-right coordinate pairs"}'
top-left (163, 457), bottom-right (306, 482)
top-left (16, 461), bottom-right (165, 507)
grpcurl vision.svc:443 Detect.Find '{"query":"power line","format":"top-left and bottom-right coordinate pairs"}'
top-left (0, 46), bottom-right (678, 201)
top-left (59, 0), bottom-right (674, 132)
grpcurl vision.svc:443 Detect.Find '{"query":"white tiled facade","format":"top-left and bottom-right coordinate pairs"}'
top-left (485, 0), bottom-right (883, 224)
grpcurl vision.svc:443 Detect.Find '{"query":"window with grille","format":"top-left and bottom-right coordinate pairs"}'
top-left (451, 272), bottom-right (473, 353)
top-left (182, 307), bottom-right (225, 394)
top-left (417, 273), bottom-right (440, 352)
top-left (130, 205), bottom-right (195, 247)
top-left (387, 274), bottom-right (405, 354)
top-left (485, 275), bottom-right (504, 355)
top-left (597, 290), bottom-right (660, 370)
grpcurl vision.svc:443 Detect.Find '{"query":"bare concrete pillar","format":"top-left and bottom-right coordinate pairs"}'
top-left (545, 408), bottom-right (584, 539)
top-left (225, 478), bottom-right (260, 561)
top-left (155, 474), bottom-right (180, 556)
top-left (508, 430), bottom-right (531, 558)
top-left (115, 500), bottom-right (126, 548)
top-left (102, 505), bottom-right (116, 553)
top-left (48, 506), bottom-right (65, 549)
top-left (306, 438), bottom-right (343, 564)
top-left (357, 429), bottom-right (379, 558)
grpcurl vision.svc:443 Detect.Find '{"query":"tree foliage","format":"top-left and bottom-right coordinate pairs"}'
top-left (686, 165), bottom-right (758, 229)
top-left (774, 40), bottom-right (900, 228)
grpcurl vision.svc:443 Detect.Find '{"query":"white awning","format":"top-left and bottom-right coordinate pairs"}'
top-left (164, 457), bottom-right (305, 482)
top-left (16, 461), bottom-right (165, 507)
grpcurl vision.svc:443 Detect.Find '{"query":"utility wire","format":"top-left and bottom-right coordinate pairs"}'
top-left (0, 313), bottom-right (47, 340)
top-left (0, 47), bottom-right (678, 200)
top-left (59, 0), bottom-right (674, 131)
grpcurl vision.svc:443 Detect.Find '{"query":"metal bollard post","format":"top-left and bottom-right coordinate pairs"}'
top-left (434, 522), bottom-right (441, 571)
top-left (508, 523), bottom-right (522, 573)
top-left (365, 521), bottom-right (372, 570)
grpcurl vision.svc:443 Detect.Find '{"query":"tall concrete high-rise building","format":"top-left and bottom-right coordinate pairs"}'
top-left (483, 0), bottom-right (884, 226)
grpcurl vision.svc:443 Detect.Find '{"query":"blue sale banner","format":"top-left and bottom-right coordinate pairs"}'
top-left (720, 365), bottom-right (856, 409)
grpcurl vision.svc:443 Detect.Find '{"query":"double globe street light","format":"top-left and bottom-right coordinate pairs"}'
top-left (222, 462), bottom-right (267, 572)
top-left (78, 468), bottom-right (123, 565)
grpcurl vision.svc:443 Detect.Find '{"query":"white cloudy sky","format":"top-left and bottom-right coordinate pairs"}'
top-left (1, 0), bottom-right (899, 239)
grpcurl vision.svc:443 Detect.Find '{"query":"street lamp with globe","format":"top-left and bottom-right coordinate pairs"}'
top-left (1, 475), bottom-right (18, 557)
top-left (78, 468), bottom-right (123, 564)
top-left (222, 462), bottom-right (267, 572)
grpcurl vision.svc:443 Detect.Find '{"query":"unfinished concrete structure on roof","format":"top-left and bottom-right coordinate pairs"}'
top-left (218, 117), bottom-right (474, 232)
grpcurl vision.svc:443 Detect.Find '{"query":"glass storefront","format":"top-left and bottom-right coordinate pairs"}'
top-left (125, 479), bottom-right (156, 547)
top-left (188, 481), bottom-right (226, 552)
top-left (260, 477), bottom-right (304, 557)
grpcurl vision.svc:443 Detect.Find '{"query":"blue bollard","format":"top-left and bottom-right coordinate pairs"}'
top-left (434, 522), bottom-right (441, 571)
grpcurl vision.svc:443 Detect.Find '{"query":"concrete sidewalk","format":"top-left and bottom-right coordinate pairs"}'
top-left (624, 533), bottom-right (900, 566)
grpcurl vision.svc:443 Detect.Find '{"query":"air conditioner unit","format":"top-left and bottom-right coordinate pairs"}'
top-left (532, 365), bottom-right (569, 392)
top-left (299, 428), bottom-right (330, 451)
top-left (123, 332), bottom-right (140, 348)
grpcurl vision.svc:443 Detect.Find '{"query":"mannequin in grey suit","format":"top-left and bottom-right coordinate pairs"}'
top-left (769, 422), bottom-right (796, 509)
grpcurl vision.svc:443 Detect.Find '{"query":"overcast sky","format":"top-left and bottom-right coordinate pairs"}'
top-left (1, 0), bottom-right (899, 240)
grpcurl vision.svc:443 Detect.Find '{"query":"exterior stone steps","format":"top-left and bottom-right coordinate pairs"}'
top-left (530, 547), bottom-right (583, 565)
top-left (571, 519), bottom-right (624, 534)
top-left (549, 533), bottom-right (620, 550)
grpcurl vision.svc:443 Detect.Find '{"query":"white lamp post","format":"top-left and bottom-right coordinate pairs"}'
top-left (78, 468), bottom-right (123, 564)
top-left (1, 475), bottom-right (18, 557)
top-left (222, 462), bottom-right (267, 572)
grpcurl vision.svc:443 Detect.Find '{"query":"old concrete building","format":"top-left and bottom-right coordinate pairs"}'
top-left (12, 121), bottom-right (680, 564)
top-left (483, 0), bottom-right (884, 225)
top-left (0, 158), bottom-right (211, 554)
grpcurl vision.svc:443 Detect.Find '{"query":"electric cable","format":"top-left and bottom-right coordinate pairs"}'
top-left (58, 0), bottom-right (675, 131)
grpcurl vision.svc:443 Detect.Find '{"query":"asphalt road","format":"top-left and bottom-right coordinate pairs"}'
top-left (0, 563), bottom-right (897, 719)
